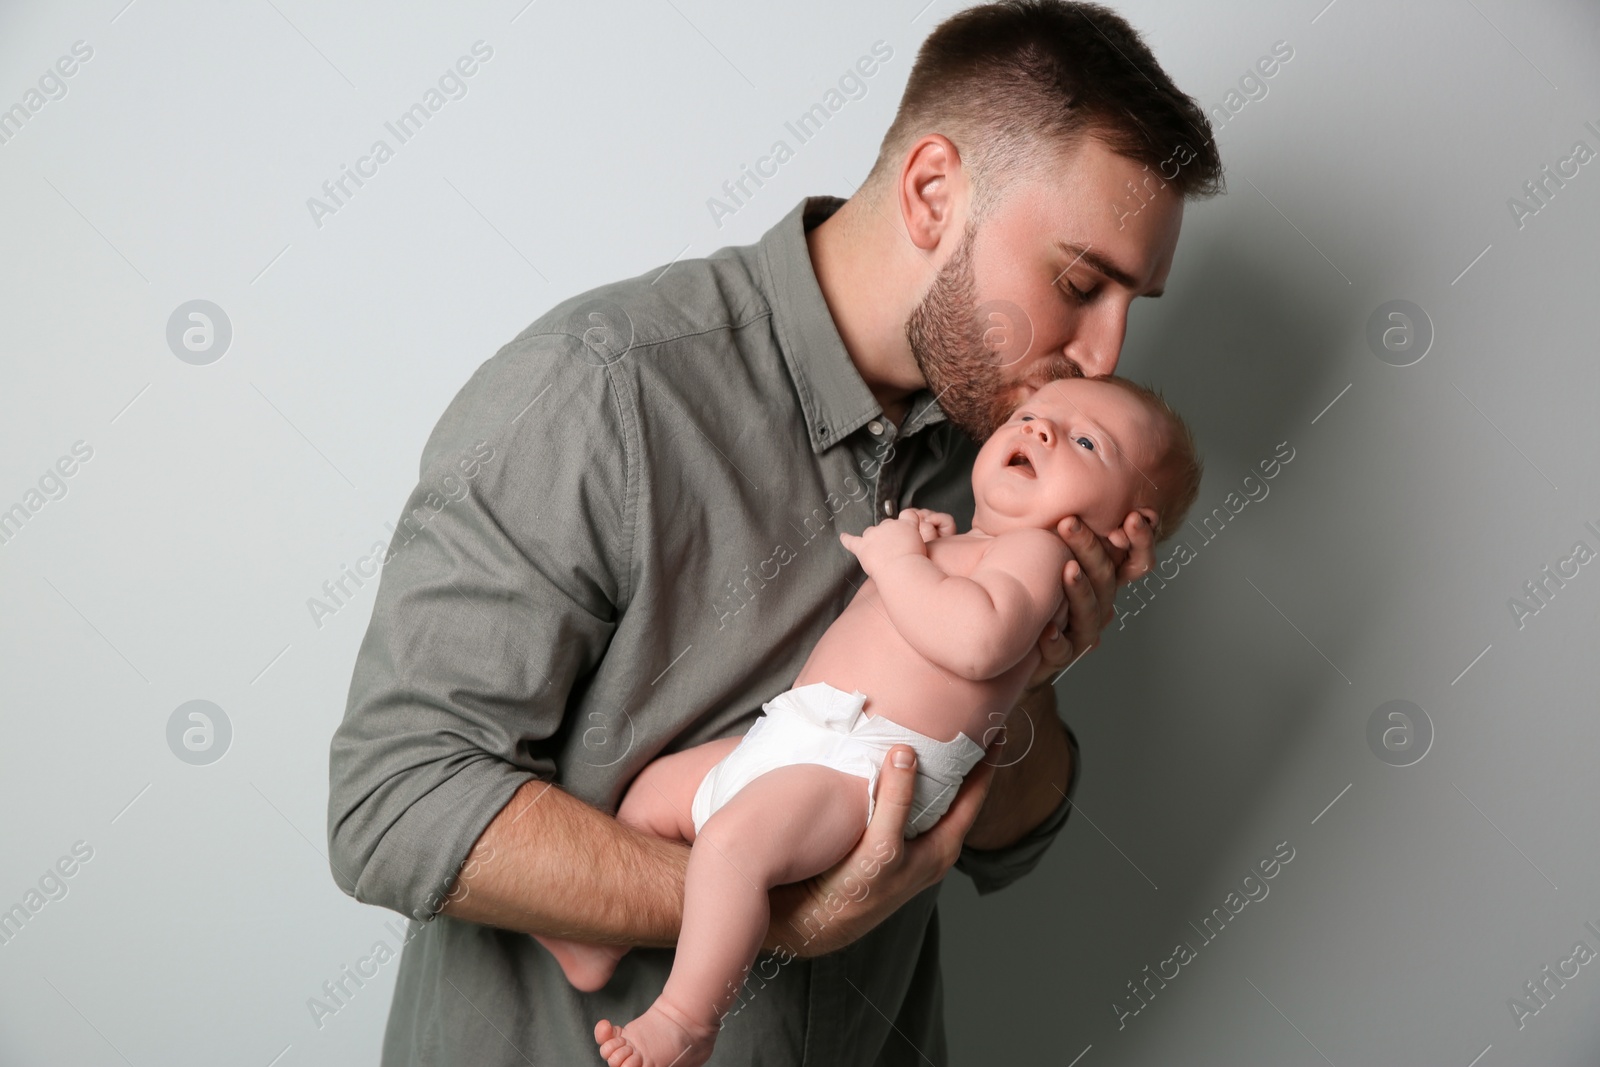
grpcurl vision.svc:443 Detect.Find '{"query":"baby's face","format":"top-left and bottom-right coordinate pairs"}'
top-left (971, 378), bottom-right (1165, 538)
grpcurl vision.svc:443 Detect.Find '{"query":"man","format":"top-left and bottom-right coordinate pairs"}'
top-left (327, 2), bottom-right (1222, 1063)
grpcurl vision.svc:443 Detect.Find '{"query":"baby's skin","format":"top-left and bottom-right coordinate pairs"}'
top-left (549, 377), bottom-right (1173, 1067)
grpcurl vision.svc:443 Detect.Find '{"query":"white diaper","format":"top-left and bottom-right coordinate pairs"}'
top-left (689, 681), bottom-right (989, 840)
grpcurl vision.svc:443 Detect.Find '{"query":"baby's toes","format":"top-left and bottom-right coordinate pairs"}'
top-left (604, 1037), bottom-right (641, 1067)
top-left (595, 1020), bottom-right (629, 1057)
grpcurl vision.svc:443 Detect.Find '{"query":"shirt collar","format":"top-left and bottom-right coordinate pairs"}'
top-left (758, 195), bottom-right (948, 453)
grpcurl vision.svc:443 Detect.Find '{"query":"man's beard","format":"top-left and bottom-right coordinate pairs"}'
top-left (904, 221), bottom-right (1077, 442)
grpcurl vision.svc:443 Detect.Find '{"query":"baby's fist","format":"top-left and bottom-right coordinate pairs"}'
top-left (839, 512), bottom-right (929, 574)
top-left (898, 508), bottom-right (957, 543)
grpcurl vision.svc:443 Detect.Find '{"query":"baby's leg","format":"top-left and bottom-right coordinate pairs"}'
top-left (535, 735), bottom-right (744, 993)
top-left (596, 762), bottom-right (870, 1067)
top-left (616, 734), bottom-right (745, 844)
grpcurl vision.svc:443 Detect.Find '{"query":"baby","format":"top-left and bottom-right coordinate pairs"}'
top-left (551, 374), bottom-right (1201, 1067)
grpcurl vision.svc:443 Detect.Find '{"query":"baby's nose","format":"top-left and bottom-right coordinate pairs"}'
top-left (1025, 422), bottom-right (1053, 444)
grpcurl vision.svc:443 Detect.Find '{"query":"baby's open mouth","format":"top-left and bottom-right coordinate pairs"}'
top-left (1006, 447), bottom-right (1035, 476)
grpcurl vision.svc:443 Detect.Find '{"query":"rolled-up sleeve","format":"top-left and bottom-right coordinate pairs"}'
top-left (326, 331), bottom-right (634, 921)
top-left (954, 723), bottom-right (1080, 896)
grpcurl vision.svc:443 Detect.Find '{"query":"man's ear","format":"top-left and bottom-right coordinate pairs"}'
top-left (898, 134), bottom-right (964, 253)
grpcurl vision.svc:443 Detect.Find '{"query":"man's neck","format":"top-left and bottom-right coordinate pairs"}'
top-left (805, 197), bottom-right (930, 429)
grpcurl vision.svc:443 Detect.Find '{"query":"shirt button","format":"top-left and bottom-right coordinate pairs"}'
top-left (867, 419), bottom-right (884, 436)
top-left (882, 499), bottom-right (895, 517)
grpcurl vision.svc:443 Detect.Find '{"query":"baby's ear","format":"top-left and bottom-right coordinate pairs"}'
top-left (1133, 506), bottom-right (1161, 537)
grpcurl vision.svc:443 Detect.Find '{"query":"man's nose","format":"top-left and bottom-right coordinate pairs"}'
top-left (1062, 306), bottom-right (1128, 378)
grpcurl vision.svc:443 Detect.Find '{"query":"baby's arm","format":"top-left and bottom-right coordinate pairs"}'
top-left (839, 516), bottom-right (1070, 681)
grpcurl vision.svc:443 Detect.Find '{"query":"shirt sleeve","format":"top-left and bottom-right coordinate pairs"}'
top-left (954, 723), bottom-right (1081, 896)
top-left (326, 330), bottom-right (635, 921)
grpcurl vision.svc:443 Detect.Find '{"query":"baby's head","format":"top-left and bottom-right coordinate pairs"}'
top-left (971, 376), bottom-right (1202, 543)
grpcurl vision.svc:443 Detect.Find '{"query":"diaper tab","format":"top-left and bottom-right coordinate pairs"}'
top-left (763, 681), bottom-right (869, 731)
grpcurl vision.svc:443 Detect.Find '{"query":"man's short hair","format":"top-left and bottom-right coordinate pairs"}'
top-left (865, 0), bottom-right (1224, 218)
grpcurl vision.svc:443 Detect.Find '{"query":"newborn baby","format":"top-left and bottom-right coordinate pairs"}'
top-left (553, 375), bottom-right (1201, 1067)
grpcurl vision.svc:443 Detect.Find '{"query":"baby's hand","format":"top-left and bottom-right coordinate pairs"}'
top-left (839, 512), bottom-right (929, 574)
top-left (898, 508), bottom-right (956, 543)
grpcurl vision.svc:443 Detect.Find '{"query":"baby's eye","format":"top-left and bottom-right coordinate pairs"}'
top-left (1019, 414), bottom-right (1034, 422)
top-left (1073, 436), bottom-right (1095, 451)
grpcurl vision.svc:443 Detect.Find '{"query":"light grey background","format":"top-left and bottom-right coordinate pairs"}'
top-left (1, 1), bottom-right (1596, 1064)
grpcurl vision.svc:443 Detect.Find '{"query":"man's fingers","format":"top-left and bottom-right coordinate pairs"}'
top-left (865, 745), bottom-right (918, 847)
top-left (1060, 558), bottom-right (1101, 656)
top-left (1024, 618), bottom-right (1075, 690)
top-left (1117, 513), bottom-right (1157, 582)
top-left (1058, 517), bottom-right (1117, 629)
top-left (1060, 517), bottom-right (1116, 588)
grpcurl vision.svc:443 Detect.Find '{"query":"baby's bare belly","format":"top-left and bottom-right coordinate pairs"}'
top-left (791, 580), bottom-right (1041, 746)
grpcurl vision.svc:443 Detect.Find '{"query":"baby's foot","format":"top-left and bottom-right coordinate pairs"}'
top-left (595, 998), bottom-right (719, 1067)
top-left (535, 936), bottom-right (629, 993)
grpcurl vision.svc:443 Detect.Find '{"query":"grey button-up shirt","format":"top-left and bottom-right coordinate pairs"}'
top-left (328, 195), bottom-right (1078, 1065)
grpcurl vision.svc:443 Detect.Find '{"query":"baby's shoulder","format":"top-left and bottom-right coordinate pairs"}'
top-left (976, 527), bottom-right (1072, 569)
top-left (986, 526), bottom-right (1070, 550)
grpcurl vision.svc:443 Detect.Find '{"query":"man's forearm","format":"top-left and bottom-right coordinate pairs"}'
top-left (962, 684), bottom-right (1073, 851)
top-left (440, 777), bottom-right (689, 948)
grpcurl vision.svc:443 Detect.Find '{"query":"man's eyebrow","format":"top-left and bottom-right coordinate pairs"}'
top-left (1053, 241), bottom-right (1163, 298)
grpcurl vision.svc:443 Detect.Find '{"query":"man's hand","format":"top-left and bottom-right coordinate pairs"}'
top-left (838, 512), bottom-right (931, 576)
top-left (765, 741), bottom-right (999, 958)
top-left (897, 508), bottom-right (957, 543)
top-left (1024, 510), bottom-right (1157, 690)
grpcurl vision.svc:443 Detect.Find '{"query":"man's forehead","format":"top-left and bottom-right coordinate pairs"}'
top-left (1000, 149), bottom-right (1183, 286)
